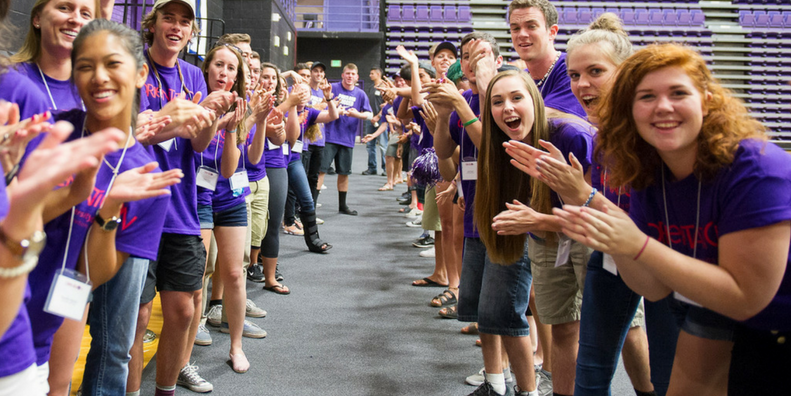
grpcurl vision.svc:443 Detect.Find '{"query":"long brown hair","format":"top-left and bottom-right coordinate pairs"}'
top-left (474, 69), bottom-right (552, 264)
top-left (596, 43), bottom-right (765, 190)
top-left (202, 44), bottom-right (249, 144)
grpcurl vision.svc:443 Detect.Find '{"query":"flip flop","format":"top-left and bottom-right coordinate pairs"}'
top-left (460, 322), bottom-right (479, 335)
top-left (412, 277), bottom-right (448, 288)
top-left (378, 185), bottom-right (394, 191)
top-left (263, 284), bottom-right (291, 295)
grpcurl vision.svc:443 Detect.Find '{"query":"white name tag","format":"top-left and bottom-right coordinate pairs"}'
top-left (267, 139), bottom-right (279, 150)
top-left (196, 166), bottom-right (219, 191)
top-left (456, 179), bottom-right (464, 198)
top-left (282, 145), bottom-right (289, 155)
top-left (229, 170), bottom-right (249, 190)
top-left (292, 140), bottom-right (304, 152)
top-left (674, 291), bottom-right (703, 308)
top-left (603, 253), bottom-right (618, 275)
top-left (461, 161), bottom-right (477, 181)
top-left (554, 235), bottom-right (573, 267)
top-left (158, 138), bottom-right (175, 152)
top-left (44, 268), bottom-right (91, 321)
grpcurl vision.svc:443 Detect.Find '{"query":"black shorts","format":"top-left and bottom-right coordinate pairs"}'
top-left (140, 233), bottom-right (206, 303)
top-left (320, 142), bottom-right (353, 175)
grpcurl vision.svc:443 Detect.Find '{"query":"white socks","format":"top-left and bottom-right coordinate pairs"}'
top-left (485, 372), bottom-right (506, 395)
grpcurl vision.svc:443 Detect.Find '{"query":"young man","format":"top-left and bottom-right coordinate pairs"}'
top-left (362, 67), bottom-right (386, 176)
top-left (428, 32), bottom-right (539, 396)
top-left (304, 61), bottom-right (328, 204)
top-left (217, 33), bottom-right (252, 66)
top-left (126, 0), bottom-right (233, 395)
top-left (318, 63), bottom-right (372, 216)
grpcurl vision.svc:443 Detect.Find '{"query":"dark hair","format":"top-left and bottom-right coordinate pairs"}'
top-left (508, 0), bottom-right (558, 27)
top-left (294, 62), bottom-right (310, 72)
top-left (461, 32), bottom-right (500, 58)
top-left (370, 66), bottom-right (383, 74)
top-left (71, 19), bottom-right (145, 129)
top-left (417, 61), bottom-right (436, 79)
top-left (261, 61), bottom-right (282, 105)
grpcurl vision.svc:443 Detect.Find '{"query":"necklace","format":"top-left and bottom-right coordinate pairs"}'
top-left (535, 51), bottom-right (561, 88)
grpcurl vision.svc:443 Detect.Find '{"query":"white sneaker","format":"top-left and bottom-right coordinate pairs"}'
top-left (316, 217), bottom-right (325, 225)
top-left (245, 299), bottom-right (267, 318)
top-left (320, 184), bottom-right (327, 190)
top-left (177, 363), bottom-right (213, 393)
top-left (406, 216), bottom-right (423, 227)
top-left (465, 367), bottom-right (513, 386)
top-left (206, 304), bottom-right (222, 327)
top-left (316, 203), bottom-right (322, 208)
top-left (405, 208), bottom-right (422, 218)
top-left (419, 247), bottom-right (435, 258)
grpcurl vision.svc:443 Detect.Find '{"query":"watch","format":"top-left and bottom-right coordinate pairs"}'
top-left (95, 213), bottom-right (121, 232)
top-left (0, 229), bottom-right (46, 278)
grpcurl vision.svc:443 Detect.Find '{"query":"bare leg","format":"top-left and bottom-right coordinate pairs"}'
top-left (481, 333), bottom-right (504, 377)
top-left (436, 182), bottom-right (457, 288)
top-left (127, 301), bottom-right (153, 392)
top-left (667, 331), bottom-right (731, 396)
top-left (262, 256), bottom-right (289, 292)
top-left (156, 290), bottom-right (196, 387)
top-left (502, 334), bottom-right (538, 392)
top-left (530, 292), bottom-right (552, 372)
top-left (428, 231), bottom-right (449, 285)
top-left (527, 315), bottom-right (541, 366)
top-left (385, 156), bottom-right (395, 187)
top-left (337, 174), bottom-right (349, 192)
top-left (622, 326), bottom-right (654, 392)
top-left (551, 321), bottom-right (581, 395)
top-left (214, 226), bottom-right (249, 372)
top-left (317, 172), bottom-right (326, 192)
top-left (47, 305), bottom-right (89, 395)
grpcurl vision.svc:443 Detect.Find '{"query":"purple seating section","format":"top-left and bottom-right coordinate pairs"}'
top-left (387, 4), bottom-right (472, 26)
top-left (740, 10), bottom-right (791, 28)
top-left (557, 6), bottom-right (707, 28)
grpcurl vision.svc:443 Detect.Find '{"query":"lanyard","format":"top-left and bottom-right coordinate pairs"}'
top-left (602, 170), bottom-right (622, 208)
top-left (37, 63), bottom-right (85, 111)
top-left (146, 50), bottom-right (192, 110)
top-left (661, 166), bottom-right (702, 258)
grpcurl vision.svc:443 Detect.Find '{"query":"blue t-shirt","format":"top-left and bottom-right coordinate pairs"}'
top-left (629, 139), bottom-right (791, 331)
top-left (325, 82), bottom-right (371, 148)
top-left (448, 90), bottom-right (480, 238)
top-left (139, 56), bottom-right (208, 236)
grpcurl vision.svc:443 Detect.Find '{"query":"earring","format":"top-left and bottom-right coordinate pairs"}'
top-left (34, 24), bottom-right (40, 28)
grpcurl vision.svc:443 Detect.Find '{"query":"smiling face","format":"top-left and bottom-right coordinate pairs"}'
top-left (342, 68), bottom-right (358, 88)
top-left (490, 75), bottom-right (536, 141)
top-left (310, 66), bottom-right (324, 85)
top-left (149, 2), bottom-right (193, 55)
top-left (509, 7), bottom-right (557, 63)
top-left (249, 57), bottom-right (260, 88)
top-left (35, 0), bottom-right (95, 57)
top-left (632, 66), bottom-right (708, 162)
top-left (74, 31), bottom-right (147, 131)
top-left (567, 42), bottom-right (618, 123)
top-left (432, 48), bottom-right (456, 76)
top-left (206, 47), bottom-right (239, 92)
top-left (259, 66), bottom-right (277, 91)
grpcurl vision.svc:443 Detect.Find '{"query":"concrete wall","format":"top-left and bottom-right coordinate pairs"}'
top-left (222, 0), bottom-right (296, 71)
top-left (296, 34), bottom-right (383, 84)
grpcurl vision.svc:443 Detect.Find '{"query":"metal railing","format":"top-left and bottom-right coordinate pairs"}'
top-left (295, 0), bottom-right (380, 32)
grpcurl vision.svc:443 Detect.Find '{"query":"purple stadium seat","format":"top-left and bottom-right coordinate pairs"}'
top-left (769, 11), bottom-right (783, 28)
top-left (402, 5), bottom-right (414, 22)
top-left (649, 9), bottom-right (663, 26)
top-left (754, 11), bottom-right (769, 27)
top-left (387, 5), bottom-right (400, 22)
top-left (635, 9), bottom-right (650, 26)
top-left (739, 11), bottom-right (754, 27)
top-left (430, 6), bottom-right (443, 23)
top-left (444, 6), bottom-right (457, 23)
top-left (592, 8), bottom-right (605, 19)
top-left (458, 6), bottom-right (471, 23)
top-left (416, 6), bottom-right (429, 22)
top-left (690, 10), bottom-right (704, 26)
top-left (606, 8), bottom-right (619, 16)
top-left (621, 9), bottom-right (636, 25)
top-left (677, 9), bottom-right (691, 26)
top-left (578, 8), bottom-right (593, 25)
top-left (663, 10), bottom-right (677, 26)
top-left (563, 8), bottom-right (578, 25)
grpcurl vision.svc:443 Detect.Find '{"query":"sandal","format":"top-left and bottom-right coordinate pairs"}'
top-left (460, 322), bottom-right (479, 335)
top-left (378, 184), bottom-right (393, 191)
top-left (412, 277), bottom-right (448, 288)
top-left (438, 304), bottom-right (458, 319)
top-left (475, 339), bottom-right (482, 347)
top-left (430, 289), bottom-right (458, 307)
top-left (263, 284), bottom-right (290, 295)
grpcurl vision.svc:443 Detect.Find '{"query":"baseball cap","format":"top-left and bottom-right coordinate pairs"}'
top-left (434, 42), bottom-right (458, 58)
top-left (151, 0), bottom-right (196, 19)
top-left (311, 61), bottom-right (326, 71)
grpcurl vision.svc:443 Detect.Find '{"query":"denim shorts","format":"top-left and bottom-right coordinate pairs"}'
top-left (198, 202), bottom-right (248, 229)
top-left (669, 298), bottom-right (735, 341)
top-left (457, 237), bottom-right (532, 337)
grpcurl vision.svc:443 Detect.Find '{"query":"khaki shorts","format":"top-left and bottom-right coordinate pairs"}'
top-left (528, 235), bottom-right (591, 325)
top-left (247, 176), bottom-right (270, 250)
top-left (421, 185), bottom-right (442, 231)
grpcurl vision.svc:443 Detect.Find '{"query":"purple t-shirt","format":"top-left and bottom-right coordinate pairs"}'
top-left (309, 87), bottom-right (326, 147)
top-left (410, 105), bottom-right (434, 152)
top-left (0, 67), bottom-right (50, 120)
top-left (290, 108), bottom-right (320, 164)
top-left (139, 57), bottom-right (208, 235)
top-left (548, 118), bottom-right (594, 208)
top-left (527, 53), bottom-right (585, 120)
top-left (17, 62), bottom-right (83, 112)
top-left (325, 82), bottom-right (371, 148)
top-left (196, 129), bottom-right (249, 212)
top-left (26, 110), bottom-right (169, 365)
top-left (629, 139), bottom-right (791, 331)
top-left (244, 125), bottom-right (266, 182)
top-left (264, 137), bottom-right (288, 169)
top-left (591, 139), bottom-right (631, 212)
top-left (448, 89), bottom-right (480, 238)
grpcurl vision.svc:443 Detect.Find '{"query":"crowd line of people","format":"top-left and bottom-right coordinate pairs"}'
top-left (0, 0), bottom-right (788, 395)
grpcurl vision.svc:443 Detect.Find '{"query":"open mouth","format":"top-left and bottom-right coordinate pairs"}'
top-left (504, 115), bottom-right (521, 130)
top-left (92, 89), bottom-right (116, 102)
top-left (166, 34), bottom-right (182, 43)
top-left (62, 29), bottom-right (78, 39)
top-left (581, 95), bottom-right (599, 108)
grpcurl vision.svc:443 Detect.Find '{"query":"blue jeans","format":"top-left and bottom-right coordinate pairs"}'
top-left (81, 257), bottom-right (148, 395)
top-left (284, 158), bottom-right (315, 225)
top-left (365, 122), bottom-right (386, 172)
top-left (644, 297), bottom-right (681, 396)
top-left (575, 251), bottom-right (642, 396)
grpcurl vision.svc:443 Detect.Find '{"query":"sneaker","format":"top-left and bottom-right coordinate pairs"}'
top-left (177, 363), bottom-right (213, 393)
top-left (467, 380), bottom-right (514, 396)
top-left (143, 329), bottom-right (157, 343)
top-left (283, 224), bottom-right (304, 236)
top-left (220, 320), bottom-right (267, 338)
top-left (316, 217), bottom-right (325, 225)
top-left (536, 368), bottom-right (552, 396)
top-left (247, 263), bottom-right (265, 282)
top-left (194, 323), bottom-right (212, 346)
top-left (245, 299), bottom-right (267, 318)
top-left (320, 184), bottom-right (327, 190)
top-left (405, 208), bottom-right (422, 218)
top-left (206, 304), bottom-right (222, 327)
top-left (406, 217), bottom-right (423, 227)
top-left (413, 235), bottom-right (435, 248)
top-left (419, 247), bottom-right (435, 258)
top-left (275, 264), bottom-right (284, 281)
top-left (316, 202), bottom-right (322, 208)
top-left (466, 368), bottom-right (514, 386)
top-left (361, 169), bottom-right (377, 175)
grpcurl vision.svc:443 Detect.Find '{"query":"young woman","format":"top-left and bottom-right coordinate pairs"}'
top-left (553, 44), bottom-right (791, 395)
top-left (20, 18), bottom-right (181, 394)
top-left (283, 82), bottom-right (336, 252)
top-left (13, 0), bottom-right (99, 111)
top-left (505, 13), bottom-right (660, 396)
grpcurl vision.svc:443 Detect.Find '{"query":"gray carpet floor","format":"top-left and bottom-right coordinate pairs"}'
top-left (142, 144), bottom-right (633, 395)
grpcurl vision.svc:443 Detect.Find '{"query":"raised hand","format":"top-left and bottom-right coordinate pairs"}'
top-left (319, 78), bottom-right (333, 99)
top-left (418, 101), bottom-right (439, 135)
top-left (396, 45), bottom-right (419, 65)
top-left (422, 76), bottom-right (462, 115)
top-left (0, 108), bottom-right (53, 174)
top-left (105, 162), bottom-right (183, 205)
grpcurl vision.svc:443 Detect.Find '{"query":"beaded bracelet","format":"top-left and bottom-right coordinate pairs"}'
top-left (463, 117), bottom-right (479, 127)
top-left (583, 187), bottom-right (597, 207)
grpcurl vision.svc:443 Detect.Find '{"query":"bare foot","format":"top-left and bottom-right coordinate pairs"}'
top-left (230, 352), bottom-right (250, 373)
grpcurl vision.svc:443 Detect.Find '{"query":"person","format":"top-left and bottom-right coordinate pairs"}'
top-left (12, 0), bottom-right (99, 112)
top-left (282, 62), bottom-right (312, 236)
top-left (552, 43), bottom-right (791, 396)
top-left (20, 18), bottom-right (182, 395)
top-left (216, 33), bottom-right (251, 66)
top-left (362, 66), bottom-right (386, 176)
top-left (303, 61), bottom-right (328, 206)
top-left (318, 63), bottom-right (372, 216)
top-left (504, 13), bottom-right (659, 396)
top-left (127, 0), bottom-right (232, 394)
top-left (283, 82), bottom-right (336, 252)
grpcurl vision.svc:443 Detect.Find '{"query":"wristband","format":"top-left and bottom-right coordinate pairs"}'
top-left (583, 187), bottom-right (597, 207)
top-left (633, 235), bottom-right (650, 261)
top-left (366, 113), bottom-right (373, 121)
top-left (463, 117), bottom-right (479, 127)
top-left (227, 129), bottom-right (237, 133)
